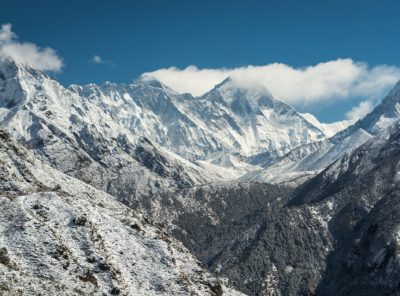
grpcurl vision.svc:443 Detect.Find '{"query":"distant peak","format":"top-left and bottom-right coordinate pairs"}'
top-left (0, 56), bottom-right (20, 76)
top-left (135, 75), bottom-right (178, 94)
top-left (0, 55), bottom-right (53, 84)
top-left (102, 81), bottom-right (117, 87)
top-left (385, 79), bottom-right (400, 99)
top-left (136, 74), bottom-right (162, 85)
top-left (214, 77), bottom-right (233, 88)
top-left (213, 76), bottom-right (273, 97)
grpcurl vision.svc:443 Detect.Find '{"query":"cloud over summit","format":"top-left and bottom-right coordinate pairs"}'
top-left (142, 59), bottom-right (400, 109)
top-left (0, 23), bottom-right (63, 72)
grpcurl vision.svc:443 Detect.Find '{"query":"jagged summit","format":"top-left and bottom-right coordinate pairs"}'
top-left (135, 75), bottom-right (172, 89)
top-left (214, 76), bottom-right (272, 94)
top-left (65, 72), bottom-right (330, 162)
top-left (333, 79), bottom-right (400, 141)
top-left (0, 57), bottom-right (68, 111)
top-left (206, 76), bottom-right (277, 108)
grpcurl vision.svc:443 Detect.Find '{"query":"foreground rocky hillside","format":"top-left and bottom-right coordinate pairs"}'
top-left (0, 130), bottom-right (243, 296)
top-left (293, 122), bottom-right (400, 295)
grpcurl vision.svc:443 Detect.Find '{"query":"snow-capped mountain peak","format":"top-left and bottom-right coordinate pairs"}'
top-left (205, 76), bottom-right (298, 117)
top-left (0, 57), bottom-right (344, 185)
top-left (333, 79), bottom-right (400, 141)
top-left (212, 77), bottom-right (273, 104)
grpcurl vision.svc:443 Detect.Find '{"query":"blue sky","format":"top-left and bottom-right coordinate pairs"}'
top-left (1, 0), bottom-right (400, 122)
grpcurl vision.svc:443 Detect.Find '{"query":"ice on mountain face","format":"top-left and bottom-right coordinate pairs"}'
top-left (202, 78), bottom-right (327, 154)
top-left (68, 73), bottom-right (330, 168)
top-left (65, 69), bottom-right (339, 181)
top-left (300, 113), bottom-right (354, 137)
top-left (372, 113), bottom-right (400, 133)
top-left (211, 77), bottom-right (274, 107)
top-left (0, 58), bottom-right (25, 109)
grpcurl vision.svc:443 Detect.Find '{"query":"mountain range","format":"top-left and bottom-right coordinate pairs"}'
top-left (1, 56), bottom-right (400, 295)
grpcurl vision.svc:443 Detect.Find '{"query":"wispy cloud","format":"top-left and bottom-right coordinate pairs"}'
top-left (90, 54), bottom-right (115, 66)
top-left (91, 54), bottom-right (103, 64)
top-left (142, 59), bottom-right (400, 106)
top-left (345, 100), bottom-right (374, 121)
top-left (0, 23), bottom-right (63, 72)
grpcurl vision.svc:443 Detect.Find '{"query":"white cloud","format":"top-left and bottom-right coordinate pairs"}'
top-left (345, 100), bottom-right (374, 121)
top-left (90, 54), bottom-right (115, 66)
top-left (0, 23), bottom-right (63, 72)
top-left (142, 59), bottom-right (400, 106)
top-left (0, 23), bottom-right (15, 43)
top-left (91, 55), bottom-right (103, 64)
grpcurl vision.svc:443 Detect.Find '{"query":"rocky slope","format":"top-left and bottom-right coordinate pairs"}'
top-left (291, 122), bottom-right (400, 295)
top-left (0, 129), bottom-right (244, 296)
top-left (170, 183), bottom-right (330, 295)
top-left (171, 121), bottom-right (400, 295)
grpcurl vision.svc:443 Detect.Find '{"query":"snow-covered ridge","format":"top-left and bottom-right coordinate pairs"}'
top-left (2, 56), bottom-right (398, 187)
top-left (0, 57), bottom-right (223, 194)
top-left (0, 57), bottom-right (344, 184)
top-left (68, 70), bottom-right (331, 162)
top-left (300, 113), bottom-right (353, 138)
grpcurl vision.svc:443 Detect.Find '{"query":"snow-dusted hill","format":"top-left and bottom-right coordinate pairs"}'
top-left (0, 129), bottom-right (244, 296)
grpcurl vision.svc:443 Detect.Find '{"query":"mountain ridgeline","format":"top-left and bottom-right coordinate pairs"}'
top-left (1, 56), bottom-right (400, 295)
